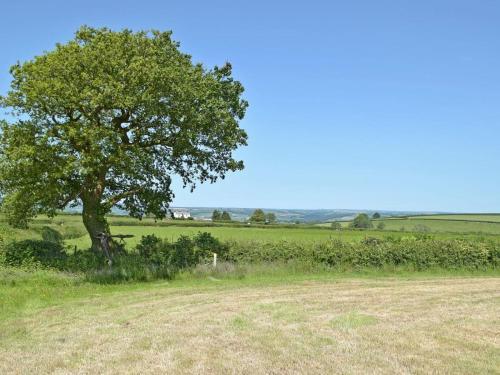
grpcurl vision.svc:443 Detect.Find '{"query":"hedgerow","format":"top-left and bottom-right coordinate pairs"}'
top-left (0, 233), bottom-right (497, 284)
top-left (225, 238), bottom-right (498, 270)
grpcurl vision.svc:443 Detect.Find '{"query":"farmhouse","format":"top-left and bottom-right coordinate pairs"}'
top-left (172, 209), bottom-right (191, 219)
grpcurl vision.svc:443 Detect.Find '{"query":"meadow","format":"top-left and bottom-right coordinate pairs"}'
top-left (1, 213), bottom-right (499, 373)
top-left (406, 214), bottom-right (500, 222)
top-left (374, 217), bottom-right (500, 235)
top-left (1, 267), bottom-right (499, 374)
top-left (3, 213), bottom-right (500, 250)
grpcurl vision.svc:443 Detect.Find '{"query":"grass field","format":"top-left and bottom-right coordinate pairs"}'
top-left (375, 218), bottom-right (500, 235)
top-left (65, 225), bottom-right (403, 249)
top-left (1, 270), bottom-right (498, 374)
top-left (3, 213), bottom-right (500, 250)
top-left (407, 214), bottom-right (500, 222)
top-left (314, 214), bottom-right (500, 236)
top-left (2, 213), bottom-right (499, 373)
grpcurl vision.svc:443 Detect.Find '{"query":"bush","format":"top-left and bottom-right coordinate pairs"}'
top-left (3, 233), bottom-right (497, 283)
top-left (193, 232), bottom-right (229, 260)
top-left (136, 234), bottom-right (163, 260)
top-left (3, 240), bottom-right (67, 269)
top-left (225, 238), bottom-right (498, 271)
top-left (134, 232), bottom-right (228, 270)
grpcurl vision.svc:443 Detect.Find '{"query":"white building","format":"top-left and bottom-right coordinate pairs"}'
top-left (172, 209), bottom-right (191, 219)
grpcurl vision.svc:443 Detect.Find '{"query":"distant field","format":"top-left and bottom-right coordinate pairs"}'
top-left (407, 214), bottom-right (500, 223)
top-left (316, 213), bottom-right (500, 236)
top-left (3, 213), bottom-right (500, 250)
top-left (66, 225), bottom-right (387, 249)
top-left (376, 218), bottom-right (500, 235)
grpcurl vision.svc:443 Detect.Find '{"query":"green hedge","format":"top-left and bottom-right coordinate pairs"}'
top-left (1, 235), bottom-right (497, 284)
top-left (226, 238), bottom-right (499, 270)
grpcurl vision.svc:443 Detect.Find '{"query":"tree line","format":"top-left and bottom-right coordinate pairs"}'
top-left (331, 212), bottom-right (385, 230)
top-left (211, 208), bottom-right (277, 224)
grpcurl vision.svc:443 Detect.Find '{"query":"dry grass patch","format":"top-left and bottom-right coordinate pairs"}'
top-left (0, 277), bottom-right (499, 374)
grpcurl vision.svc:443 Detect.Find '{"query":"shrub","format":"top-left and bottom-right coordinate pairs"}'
top-left (225, 238), bottom-right (497, 271)
top-left (3, 240), bottom-right (67, 269)
top-left (136, 234), bottom-right (163, 260)
top-left (134, 232), bottom-right (228, 269)
top-left (193, 232), bottom-right (228, 260)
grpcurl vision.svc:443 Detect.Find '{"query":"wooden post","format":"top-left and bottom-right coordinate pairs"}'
top-left (213, 253), bottom-right (217, 268)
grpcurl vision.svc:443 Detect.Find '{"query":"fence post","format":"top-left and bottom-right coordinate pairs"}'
top-left (213, 252), bottom-right (217, 268)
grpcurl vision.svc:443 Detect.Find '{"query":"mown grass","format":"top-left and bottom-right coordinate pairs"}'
top-left (1, 268), bottom-right (498, 374)
top-left (1, 264), bottom-right (498, 323)
top-left (0, 267), bottom-right (150, 322)
top-left (1, 211), bottom-right (499, 373)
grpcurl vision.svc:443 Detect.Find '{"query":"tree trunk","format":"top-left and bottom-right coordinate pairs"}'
top-left (82, 193), bottom-right (109, 251)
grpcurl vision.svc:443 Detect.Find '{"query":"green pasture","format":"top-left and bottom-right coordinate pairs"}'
top-left (377, 217), bottom-right (500, 234)
top-left (65, 225), bottom-right (384, 249)
top-left (407, 214), bottom-right (500, 222)
top-left (3, 213), bottom-right (500, 251)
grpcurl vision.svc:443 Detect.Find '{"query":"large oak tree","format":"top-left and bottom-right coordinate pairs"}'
top-left (0, 26), bottom-right (248, 250)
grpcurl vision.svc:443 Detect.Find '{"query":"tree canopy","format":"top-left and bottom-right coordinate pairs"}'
top-left (249, 209), bottom-right (266, 223)
top-left (349, 214), bottom-right (373, 229)
top-left (212, 209), bottom-right (231, 222)
top-left (220, 211), bottom-right (232, 221)
top-left (0, 26), bottom-right (248, 249)
top-left (211, 210), bottom-right (222, 222)
top-left (265, 212), bottom-right (277, 224)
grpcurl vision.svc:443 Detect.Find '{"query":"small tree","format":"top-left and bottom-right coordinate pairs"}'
top-left (211, 210), bottom-right (222, 222)
top-left (265, 212), bottom-right (277, 224)
top-left (331, 221), bottom-right (342, 230)
top-left (220, 211), bottom-right (231, 221)
top-left (349, 214), bottom-right (373, 229)
top-left (249, 209), bottom-right (266, 223)
top-left (376, 222), bottom-right (385, 230)
top-left (0, 27), bottom-right (248, 251)
top-left (372, 212), bottom-right (381, 219)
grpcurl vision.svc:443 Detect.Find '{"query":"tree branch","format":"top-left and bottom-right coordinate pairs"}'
top-left (105, 188), bottom-right (142, 207)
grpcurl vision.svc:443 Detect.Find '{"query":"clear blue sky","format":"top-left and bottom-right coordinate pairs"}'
top-left (1, 1), bottom-right (499, 212)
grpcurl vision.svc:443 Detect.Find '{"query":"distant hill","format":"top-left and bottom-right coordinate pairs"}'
top-left (169, 207), bottom-right (440, 223)
top-left (65, 205), bottom-right (441, 223)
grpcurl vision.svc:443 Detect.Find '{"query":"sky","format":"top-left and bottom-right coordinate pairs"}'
top-left (0, 0), bottom-right (499, 212)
